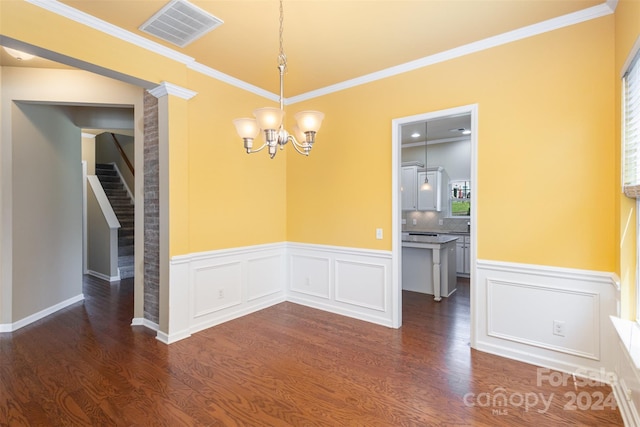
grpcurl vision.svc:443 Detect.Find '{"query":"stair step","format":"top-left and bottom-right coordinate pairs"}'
top-left (119, 265), bottom-right (134, 279)
top-left (119, 236), bottom-right (134, 246)
top-left (118, 254), bottom-right (134, 266)
top-left (119, 229), bottom-right (134, 238)
top-left (102, 182), bottom-right (124, 190)
top-left (106, 192), bottom-right (129, 199)
top-left (96, 170), bottom-right (117, 177)
top-left (110, 200), bottom-right (133, 207)
top-left (95, 162), bottom-right (134, 278)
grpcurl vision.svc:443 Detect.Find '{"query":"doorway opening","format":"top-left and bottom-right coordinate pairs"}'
top-left (392, 104), bottom-right (477, 348)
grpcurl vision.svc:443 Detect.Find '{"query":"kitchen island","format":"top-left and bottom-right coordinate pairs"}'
top-left (402, 234), bottom-right (458, 301)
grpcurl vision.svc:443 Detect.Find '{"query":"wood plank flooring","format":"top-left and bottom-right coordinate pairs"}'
top-left (0, 276), bottom-right (623, 426)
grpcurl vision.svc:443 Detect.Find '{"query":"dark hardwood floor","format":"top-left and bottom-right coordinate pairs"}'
top-left (0, 276), bottom-right (623, 426)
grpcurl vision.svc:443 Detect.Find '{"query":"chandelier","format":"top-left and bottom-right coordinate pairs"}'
top-left (233, 0), bottom-right (324, 159)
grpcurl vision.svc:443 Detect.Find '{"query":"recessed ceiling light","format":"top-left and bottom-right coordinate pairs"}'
top-left (449, 127), bottom-right (471, 135)
top-left (411, 132), bottom-right (420, 138)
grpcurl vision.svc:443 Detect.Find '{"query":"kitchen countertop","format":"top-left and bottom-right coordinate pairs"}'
top-left (403, 230), bottom-right (470, 236)
top-left (402, 234), bottom-right (459, 245)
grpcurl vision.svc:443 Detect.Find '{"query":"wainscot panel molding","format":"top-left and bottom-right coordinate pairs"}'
top-left (610, 316), bottom-right (640, 426)
top-left (0, 293), bottom-right (84, 333)
top-left (162, 243), bottom-right (287, 343)
top-left (475, 259), bottom-right (620, 385)
top-left (161, 242), bottom-right (392, 343)
top-left (287, 243), bottom-right (393, 327)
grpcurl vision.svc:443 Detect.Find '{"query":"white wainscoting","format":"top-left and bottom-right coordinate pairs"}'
top-left (287, 243), bottom-right (393, 327)
top-left (164, 243), bottom-right (287, 343)
top-left (610, 316), bottom-right (640, 426)
top-left (162, 242), bottom-right (393, 343)
top-left (476, 260), bottom-right (620, 381)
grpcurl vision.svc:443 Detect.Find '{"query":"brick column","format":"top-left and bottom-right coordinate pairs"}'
top-left (143, 91), bottom-right (160, 324)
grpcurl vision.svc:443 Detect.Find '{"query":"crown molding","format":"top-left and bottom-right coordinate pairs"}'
top-left (187, 61), bottom-right (279, 103)
top-left (26, 0), bottom-right (614, 105)
top-left (288, 2), bottom-right (615, 104)
top-left (148, 81), bottom-right (197, 100)
top-left (25, 0), bottom-right (194, 65)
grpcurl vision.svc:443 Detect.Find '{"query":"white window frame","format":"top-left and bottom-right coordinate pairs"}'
top-left (622, 37), bottom-right (640, 323)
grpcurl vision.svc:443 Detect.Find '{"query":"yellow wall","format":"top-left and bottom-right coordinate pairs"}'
top-left (1, 0), bottom-right (288, 256)
top-left (186, 70), bottom-right (287, 252)
top-left (0, 1), bottom-right (187, 88)
top-left (1, 2), bottom-right (620, 275)
top-left (616, 0), bottom-right (640, 319)
top-left (289, 16), bottom-right (616, 272)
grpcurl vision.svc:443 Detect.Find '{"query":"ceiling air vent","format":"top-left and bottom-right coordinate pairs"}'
top-left (139, 0), bottom-right (223, 47)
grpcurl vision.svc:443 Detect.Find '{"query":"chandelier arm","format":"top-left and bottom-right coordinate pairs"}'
top-left (288, 135), bottom-right (310, 156)
top-left (247, 142), bottom-right (269, 154)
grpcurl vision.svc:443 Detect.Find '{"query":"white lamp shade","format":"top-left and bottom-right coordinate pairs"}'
top-left (294, 111), bottom-right (324, 133)
top-left (253, 107), bottom-right (284, 130)
top-left (233, 118), bottom-right (260, 139)
top-left (3, 47), bottom-right (34, 61)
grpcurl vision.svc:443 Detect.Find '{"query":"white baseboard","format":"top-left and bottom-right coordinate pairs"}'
top-left (131, 317), bottom-right (159, 330)
top-left (87, 269), bottom-right (120, 282)
top-left (0, 293), bottom-right (84, 333)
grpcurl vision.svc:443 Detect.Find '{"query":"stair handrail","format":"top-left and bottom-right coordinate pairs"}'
top-left (110, 133), bottom-right (135, 177)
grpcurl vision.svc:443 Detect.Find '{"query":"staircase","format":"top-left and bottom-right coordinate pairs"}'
top-left (96, 163), bottom-right (134, 279)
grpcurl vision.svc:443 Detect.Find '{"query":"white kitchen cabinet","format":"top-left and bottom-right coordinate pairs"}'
top-left (442, 234), bottom-right (471, 276)
top-left (417, 167), bottom-right (446, 211)
top-left (401, 165), bottom-right (420, 211)
top-left (456, 236), bottom-right (470, 276)
top-left (417, 170), bottom-right (438, 211)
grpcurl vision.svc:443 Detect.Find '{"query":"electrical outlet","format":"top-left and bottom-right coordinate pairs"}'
top-left (412, 219), bottom-right (417, 225)
top-left (376, 228), bottom-right (383, 239)
top-left (402, 219), bottom-right (406, 225)
top-left (553, 320), bottom-right (565, 337)
top-left (438, 219), bottom-right (444, 225)
top-left (218, 289), bottom-right (224, 299)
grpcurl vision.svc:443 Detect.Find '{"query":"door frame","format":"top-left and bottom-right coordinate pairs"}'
top-left (391, 104), bottom-right (478, 348)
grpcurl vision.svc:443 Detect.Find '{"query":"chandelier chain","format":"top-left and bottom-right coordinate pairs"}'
top-left (278, 0), bottom-right (287, 71)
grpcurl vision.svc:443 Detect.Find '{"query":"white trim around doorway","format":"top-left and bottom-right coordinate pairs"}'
top-left (391, 104), bottom-right (478, 346)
